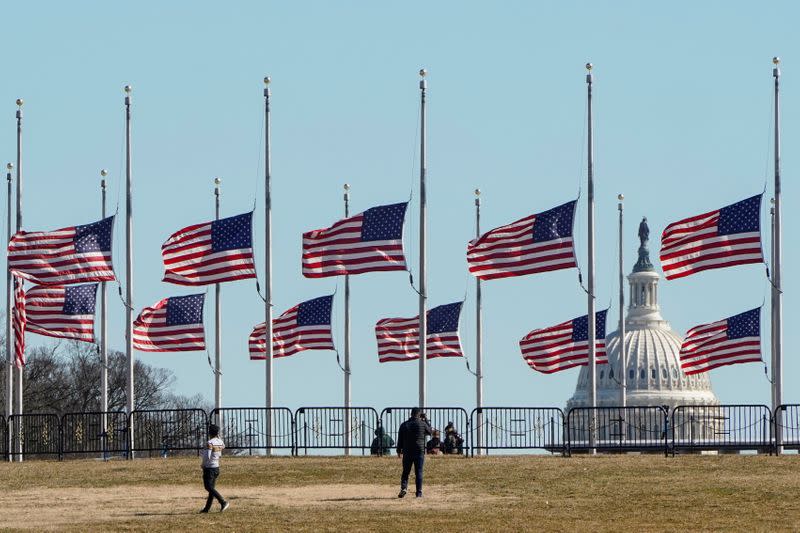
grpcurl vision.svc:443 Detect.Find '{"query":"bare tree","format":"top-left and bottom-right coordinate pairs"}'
top-left (0, 337), bottom-right (206, 416)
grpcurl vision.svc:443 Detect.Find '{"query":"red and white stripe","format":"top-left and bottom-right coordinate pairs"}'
top-left (13, 276), bottom-right (26, 368)
top-left (467, 213), bottom-right (576, 281)
top-left (25, 285), bottom-right (95, 343)
top-left (375, 317), bottom-right (463, 363)
top-left (133, 298), bottom-right (205, 352)
top-left (161, 218), bottom-right (256, 286)
top-left (659, 207), bottom-right (762, 280)
top-left (520, 321), bottom-right (607, 374)
top-left (8, 225), bottom-right (115, 285)
top-left (302, 212), bottom-right (406, 278)
top-left (249, 306), bottom-right (335, 360)
top-left (680, 319), bottom-right (761, 375)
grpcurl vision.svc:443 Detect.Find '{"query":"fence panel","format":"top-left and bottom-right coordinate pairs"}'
top-left (209, 407), bottom-right (294, 455)
top-left (671, 404), bottom-right (772, 454)
top-left (567, 406), bottom-right (669, 455)
top-left (61, 411), bottom-right (128, 459)
top-left (0, 415), bottom-right (6, 460)
top-left (470, 407), bottom-right (564, 455)
top-left (130, 409), bottom-right (208, 458)
top-left (775, 404), bottom-right (800, 450)
top-left (9, 413), bottom-right (61, 460)
top-left (295, 407), bottom-right (379, 455)
top-left (381, 407), bottom-right (470, 456)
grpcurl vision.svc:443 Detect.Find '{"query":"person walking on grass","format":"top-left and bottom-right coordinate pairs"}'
top-left (396, 408), bottom-right (432, 498)
top-left (200, 424), bottom-right (230, 513)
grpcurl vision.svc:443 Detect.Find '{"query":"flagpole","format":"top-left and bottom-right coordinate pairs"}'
top-left (618, 194), bottom-right (626, 409)
top-left (772, 57), bottom-right (783, 454)
top-left (418, 68), bottom-right (428, 409)
top-left (585, 63), bottom-right (597, 453)
top-left (214, 177), bottom-right (222, 426)
top-left (15, 99), bottom-right (23, 462)
top-left (770, 198), bottom-right (776, 420)
top-left (4, 162), bottom-right (12, 462)
top-left (100, 170), bottom-right (109, 457)
top-left (343, 183), bottom-right (352, 455)
top-left (264, 76), bottom-right (274, 454)
top-left (475, 188), bottom-right (483, 455)
top-left (124, 85), bottom-right (135, 459)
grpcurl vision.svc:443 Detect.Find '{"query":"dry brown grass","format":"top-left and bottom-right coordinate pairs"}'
top-left (1, 453), bottom-right (798, 531)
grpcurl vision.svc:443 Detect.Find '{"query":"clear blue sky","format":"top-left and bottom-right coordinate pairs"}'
top-left (1, 1), bottom-right (797, 410)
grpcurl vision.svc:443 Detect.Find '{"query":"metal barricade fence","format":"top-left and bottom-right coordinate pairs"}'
top-left (295, 407), bottom-right (378, 455)
top-left (9, 413), bottom-right (62, 460)
top-left (0, 415), bottom-right (7, 460)
top-left (774, 404), bottom-right (800, 451)
top-left (130, 409), bottom-right (208, 458)
top-left (61, 411), bottom-right (128, 459)
top-left (671, 404), bottom-right (772, 454)
top-left (210, 407), bottom-right (294, 455)
top-left (567, 406), bottom-right (669, 455)
top-left (470, 407), bottom-right (564, 455)
top-left (381, 407), bottom-right (470, 456)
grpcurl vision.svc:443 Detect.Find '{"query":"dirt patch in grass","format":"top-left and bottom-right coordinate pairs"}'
top-left (1, 482), bottom-right (511, 530)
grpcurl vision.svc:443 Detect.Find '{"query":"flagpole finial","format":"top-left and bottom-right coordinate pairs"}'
top-left (343, 183), bottom-right (350, 192)
top-left (100, 169), bottom-right (108, 189)
top-left (773, 57), bottom-right (780, 65)
top-left (6, 163), bottom-right (12, 171)
top-left (617, 193), bottom-right (624, 201)
top-left (419, 68), bottom-right (427, 77)
top-left (585, 62), bottom-right (593, 71)
top-left (100, 169), bottom-right (108, 177)
top-left (15, 98), bottom-right (23, 107)
top-left (474, 188), bottom-right (481, 196)
top-left (214, 177), bottom-right (222, 186)
top-left (264, 76), bottom-right (271, 85)
top-left (124, 85), bottom-right (132, 94)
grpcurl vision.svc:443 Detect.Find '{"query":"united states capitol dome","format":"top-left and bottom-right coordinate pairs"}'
top-left (567, 217), bottom-right (719, 410)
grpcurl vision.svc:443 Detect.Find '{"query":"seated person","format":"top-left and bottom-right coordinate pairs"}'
top-left (443, 422), bottom-right (465, 455)
top-left (426, 430), bottom-right (443, 455)
top-left (370, 426), bottom-right (395, 455)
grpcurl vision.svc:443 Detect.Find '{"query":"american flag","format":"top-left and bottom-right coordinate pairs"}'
top-left (467, 200), bottom-right (577, 281)
top-left (659, 195), bottom-right (763, 280)
top-left (13, 276), bottom-right (25, 368)
top-left (680, 308), bottom-right (761, 375)
top-left (250, 295), bottom-right (335, 359)
top-left (302, 202), bottom-right (408, 278)
top-left (133, 294), bottom-right (206, 352)
top-left (162, 211), bottom-right (256, 286)
top-left (8, 216), bottom-right (116, 286)
top-left (520, 310), bottom-right (608, 374)
top-left (26, 283), bottom-right (97, 343)
top-left (375, 302), bottom-right (464, 363)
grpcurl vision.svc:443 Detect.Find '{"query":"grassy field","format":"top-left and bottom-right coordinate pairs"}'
top-left (1, 453), bottom-right (799, 531)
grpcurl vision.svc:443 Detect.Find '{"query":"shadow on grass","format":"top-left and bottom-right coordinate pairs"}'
top-left (319, 497), bottom-right (394, 502)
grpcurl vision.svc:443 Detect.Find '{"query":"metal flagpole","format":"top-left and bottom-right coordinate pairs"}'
top-left (264, 77), bottom-right (274, 454)
top-left (100, 170), bottom-right (109, 457)
top-left (343, 183), bottom-right (351, 455)
top-left (5, 162), bottom-right (12, 462)
top-left (770, 198), bottom-right (776, 420)
top-left (585, 64), bottom-right (597, 453)
top-left (618, 194), bottom-right (626, 410)
top-left (124, 85), bottom-right (135, 459)
top-left (418, 68), bottom-right (428, 409)
top-left (214, 177), bottom-right (222, 426)
top-left (15, 99), bottom-right (23, 462)
top-left (772, 57), bottom-right (783, 454)
top-left (475, 188), bottom-right (484, 455)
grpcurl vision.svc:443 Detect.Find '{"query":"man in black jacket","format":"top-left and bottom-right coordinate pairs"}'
top-left (396, 407), bottom-right (432, 498)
